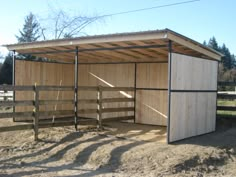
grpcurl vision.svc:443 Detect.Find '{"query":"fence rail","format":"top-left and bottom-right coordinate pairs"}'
top-left (217, 82), bottom-right (236, 119)
top-left (0, 90), bottom-right (13, 101)
top-left (0, 85), bottom-right (135, 140)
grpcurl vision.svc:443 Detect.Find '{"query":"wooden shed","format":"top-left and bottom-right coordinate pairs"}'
top-left (5, 29), bottom-right (223, 143)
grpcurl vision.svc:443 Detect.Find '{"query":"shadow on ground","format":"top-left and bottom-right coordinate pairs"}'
top-left (0, 121), bottom-right (166, 176)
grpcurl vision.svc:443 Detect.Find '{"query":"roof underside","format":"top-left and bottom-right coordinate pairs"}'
top-left (4, 29), bottom-right (223, 63)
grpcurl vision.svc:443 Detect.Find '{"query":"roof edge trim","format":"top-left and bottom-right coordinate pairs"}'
top-left (4, 30), bottom-right (167, 51)
top-left (166, 29), bottom-right (223, 61)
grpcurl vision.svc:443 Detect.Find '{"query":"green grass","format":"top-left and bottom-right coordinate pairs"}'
top-left (218, 100), bottom-right (236, 106)
top-left (217, 100), bottom-right (236, 116)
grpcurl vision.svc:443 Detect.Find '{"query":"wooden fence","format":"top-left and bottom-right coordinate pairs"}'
top-left (217, 82), bottom-right (236, 119)
top-left (0, 85), bottom-right (135, 140)
top-left (0, 90), bottom-right (13, 101)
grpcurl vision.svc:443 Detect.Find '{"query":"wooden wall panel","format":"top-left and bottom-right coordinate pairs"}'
top-left (77, 64), bottom-right (135, 119)
top-left (169, 92), bottom-right (216, 142)
top-left (78, 64), bottom-right (135, 87)
top-left (136, 63), bottom-right (168, 88)
top-left (169, 53), bottom-right (218, 142)
top-left (15, 61), bottom-right (169, 125)
top-left (171, 53), bottom-right (218, 90)
top-left (15, 60), bottom-right (74, 115)
top-left (135, 63), bottom-right (168, 125)
top-left (136, 90), bottom-right (168, 126)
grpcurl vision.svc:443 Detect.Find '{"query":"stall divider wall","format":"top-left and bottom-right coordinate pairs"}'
top-left (168, 53), bottom-right (218, 142)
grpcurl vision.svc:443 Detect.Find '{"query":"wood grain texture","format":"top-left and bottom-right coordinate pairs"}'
top-left (136, 90), bottom-right (168, 126)
top-left (135, 63), bottom-right (168, 126)
top-left (15, 60), bottom-right (74, 120)
top-left (15, 60), bottom-right (169, 126)
top-left (136, 63), bottom-right (168, 89)
top-left (171, 53), bottom-right (218, 90)
top-left (77, 64), bottom-right (135, 119)
top-left (169, 92), bottom-right (216, 142)
top-left (169, 53), bottom-right (217, 142)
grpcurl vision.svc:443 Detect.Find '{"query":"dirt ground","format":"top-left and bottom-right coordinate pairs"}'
top-left (0, 110), bottom-right (236, 176)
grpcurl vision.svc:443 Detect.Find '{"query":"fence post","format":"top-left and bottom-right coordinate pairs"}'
top-left (97, 85), bottom-right (103, 129)
top-left (4, 90), bottom-right (7, 101)
top-left (33, 83), bottom-right (39, 141)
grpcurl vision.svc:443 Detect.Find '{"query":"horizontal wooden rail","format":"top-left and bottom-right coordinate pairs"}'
top-left (101, 87), bottom-right (135, 91)
top-left (78, 118), bottom-right (98, 125)
top-left (0, 112), bottom-right (34, 118)
top-left (217, 106), bottom-right (236, 111)
top-left (37, 86), bottom-right (74, 91)
top-left (102, 98), bottom-right (134, 103)
top-left (39, 100), bottom-right (74, 105)
top-left (78, 86), bottom-right (98, 91)
top-left (78, 99), bottom-right (98, 104)
top-left (39, 110), bottom-right (74, 117)
top-left (0, 85), bottom-right (34, 91)
top-left (0, 124), bottom-right (34, 132)
top-left (78, 109), bottom-right (98, 114)
top-left (39, 121), bottom-right (75, 128)
top-left (0, 100), bottom-right (34, 106)
top-left (218, 82), bottom-right (236, 86)
top-left (103, 116), bottom-right (134, 122)
top-left (40, 117), bottom-right (97, 124)
top-left (0, 85), bottom-right (136, 137)
top-left (217, 114), bottom-right (236, 119)
top-left (102, 107), bottom-right (135, 113)
top-left (0, 85), bottom-right (135, 92)
top-left (39, 119), bottom-right (98, 128)
top-left (217, 94), bottom-right (236, 99)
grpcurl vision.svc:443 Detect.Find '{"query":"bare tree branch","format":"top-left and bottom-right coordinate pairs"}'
top-left (39, 9), bottom-right (105, 39)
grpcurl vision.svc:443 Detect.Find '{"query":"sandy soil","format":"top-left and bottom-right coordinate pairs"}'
top-left (0, 108), bottom-right (236, 176)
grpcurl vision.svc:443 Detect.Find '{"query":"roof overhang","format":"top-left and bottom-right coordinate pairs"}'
top-left (4, 29), bottom-right (223, 63)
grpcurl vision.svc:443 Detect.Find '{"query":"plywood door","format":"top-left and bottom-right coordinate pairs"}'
top-left (169, 53), bottom-right (218, 142)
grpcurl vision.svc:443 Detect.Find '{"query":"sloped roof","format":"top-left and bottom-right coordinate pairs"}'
top-left (4, 29), bottom-right (223, 63)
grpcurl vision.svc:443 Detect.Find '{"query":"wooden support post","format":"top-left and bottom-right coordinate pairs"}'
top-left (97, 85), bottom-right (103, 129)
top-left (4, 89), bottom-right (7, 101)
top-left (12, 50), bottom-right (16, 121)
top-left (134, 63), bottom-right (137, 123)
top-left (167, 40), bottom-right (172, 144)
top-left (74, 46), bottom-right (79, 131)
top-left (34, 83), bottom-right (39, 141)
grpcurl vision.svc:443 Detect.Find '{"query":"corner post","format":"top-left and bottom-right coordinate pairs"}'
top-left (167, 40), bottom-right (172, 144)
top-left (215, 61), bottom-right (219, 131)
top-left (12, 50), bottom-right (16, 121)
top-left (134, 63), bottom-right (137, 123)
top-left (74, 46), bottom-right (79, 131)
top-left (34, 83), bottom-right (39, 141)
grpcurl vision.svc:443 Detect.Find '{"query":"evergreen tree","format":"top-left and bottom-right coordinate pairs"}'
top-left (205, 37), bottom-right (235, 69)
top-left (0, 53), bottom-right (13, 85)
top-left (205, 37), bottom-right (236, 81)
top-left (208, 36), bottom-right (219, 51)
top-left (15, 12), bottom-right (41, 60)
top-left (16, 12), bottom-right (41, 43)
top-left (0, 13), bottom-right (42, 85)
top-left (220, 44), bottom-right (233, 69)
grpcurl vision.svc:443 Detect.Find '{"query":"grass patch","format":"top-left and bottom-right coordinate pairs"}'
top-left (217, 100), bottom-right (236, 116)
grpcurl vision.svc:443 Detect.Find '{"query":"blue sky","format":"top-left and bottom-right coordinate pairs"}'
top-left (0, 0), bottom-right (235, 59)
